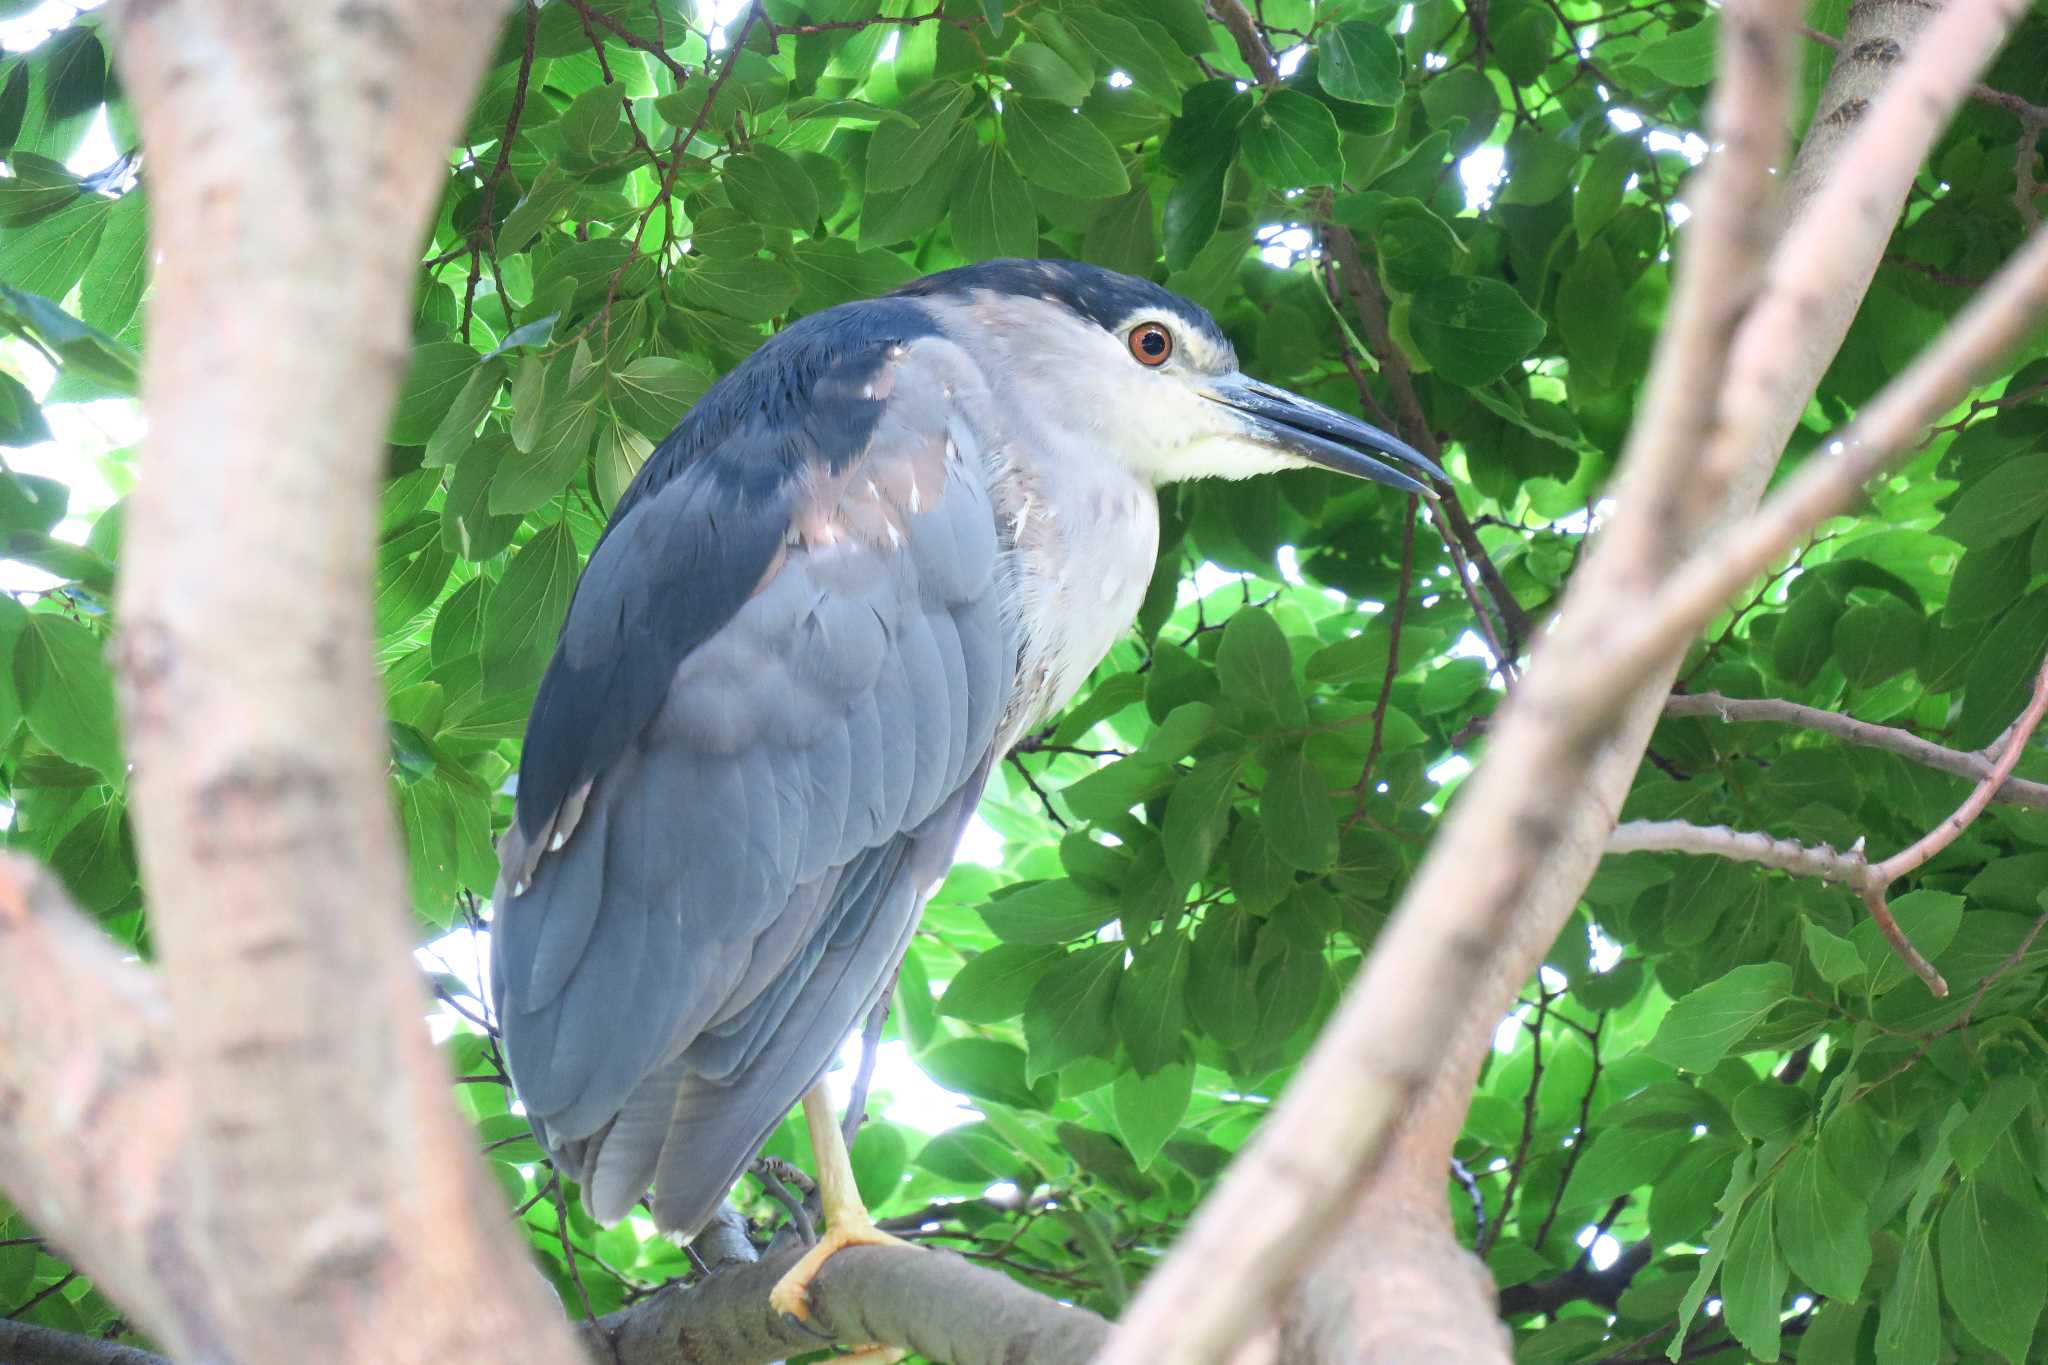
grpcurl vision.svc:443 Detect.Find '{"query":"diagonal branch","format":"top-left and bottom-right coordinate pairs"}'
top-left (1667, 691), bottom-right (2048, 810)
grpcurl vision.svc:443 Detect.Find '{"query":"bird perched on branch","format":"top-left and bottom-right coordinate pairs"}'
top-left (492, 258), bottom-right (1439, 1318)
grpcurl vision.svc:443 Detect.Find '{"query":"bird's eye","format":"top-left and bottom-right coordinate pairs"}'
top-left (1128, 321), bottom-right (1173, 366)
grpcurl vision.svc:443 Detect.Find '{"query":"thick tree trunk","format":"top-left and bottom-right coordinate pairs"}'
top-left (0, 4), bottom-right (585, 1361)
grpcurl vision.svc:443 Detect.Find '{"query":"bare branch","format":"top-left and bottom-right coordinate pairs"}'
top-left (582, 1243), bottom-right (1109, 1365)
top-left (1872, 654), bottom-right (2048, 886)
top-left (1621, 654), bottom-right (2048, 996)
top-left (0, 1321), bottom-right (170, 1365)
top-left (0, 856), bottom-right (221, 1352)
top-left (1609, 820), bottom-right (1870, 882)
top-left (1206, 0), bottom-right (1279, 85)
top-left (1667, 692), bottom-right (2048, 809)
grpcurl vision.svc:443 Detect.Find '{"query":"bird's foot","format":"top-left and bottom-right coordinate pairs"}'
top-left (768, 1216), bottom-right (912, 1323)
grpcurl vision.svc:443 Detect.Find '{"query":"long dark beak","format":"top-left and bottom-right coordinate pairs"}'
top-left (1204, 374), bottom-right (1445, 498)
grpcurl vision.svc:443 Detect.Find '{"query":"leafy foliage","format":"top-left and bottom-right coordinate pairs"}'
top-left (5, 0), bottom-right (2048, 1360)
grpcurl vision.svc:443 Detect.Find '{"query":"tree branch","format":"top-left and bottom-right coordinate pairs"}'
top-left (1608, 820), bottom-right (1871, 882)
top-left (1623, 654), bottom-right (2048, 995)
top-left (0, 1321), bottom-right (171, 1365)
top-left (580, 1243), bottom-right (1109, 1365)
top-left (1667, 691), bottom-right (2048, 809)
top-left (0, 856), bottom-right (222, 1352)
top-left (79, 4), bottom-right (585, 1361)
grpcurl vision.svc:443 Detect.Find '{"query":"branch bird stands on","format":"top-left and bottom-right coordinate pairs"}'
top-left (490, 259), bottom-right (1439, 1320)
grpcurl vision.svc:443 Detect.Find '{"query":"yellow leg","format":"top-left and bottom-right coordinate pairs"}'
top-left (767, 1084), bottom-right (913, 1326)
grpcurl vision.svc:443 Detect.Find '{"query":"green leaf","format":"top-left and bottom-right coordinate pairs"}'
top-left (49, 796), bottom-right (134, 915)
top-left (1216, 607), bottom-right (1305, 724)
top-left (1002, 99), bottom-right (1130, 199)
top-left (423, 357), bottom-right (504, 469)
top-left (1720, 1190), bottom-right (1789, 1361)
top-left (1939, 453), bottom-right (2048, 548)
top-left (868, 81), bottom-right (974, 194)
top-left (559, 83), bottom-right (624, 161)
top-left (1637, 17), bottom-right (1721, 87)
top-left (0, 193), bottom-right (107, 301)
top-left (0, 372), bottom-right (47, 447)
top-left (951, 144), bottom-right (1038, 262)
top-left (1115, 931), bottom-right (1191, 1074)
top-left (1065, 10), bottom-right (1193, 114)
top-left (1407, 276), bottom-right (1547, 386)
top-left (979, 877), bottom-right (1117, 944)
top-left (397, 775), bottom-right (460, 925)
top-left (1877, 1231), bottom-right (1939, 1365)
top-left (785, 96), bottom-right (916, 129)
top-left (937, 943), bottom-right (1066, 1023)
top-left (1259, 748), bottom-right (1337, 872)
top-left (1956, 591), bottom-right (2048, 749)
top-left (1951, 1074), bottom-right (2034, 1177)
top-left (1022, 942), bottom-right (1124, 1078)
top-left (1775, 1145), bottom-right (1871, 1301)
top-left (442, 430), bottom-right (523, 562)
top-left (391, 342), bottom-right (482, 446)
top-left (724, 146), bottom-right (822, 231)
top-left (1006, 42), bottom-right (1092, 106)
top-left (0, 285), bottom-right (138, 394)
top-left (850, 1120), bottom-right (908, 1210)
top-left (1644, 962), bottom-right (1792, 1072)
top-left (1163, 754), bottom-right (1240, 885)
top-left (609, 355), bottom-right (713, 440)
top-left (497, 162), bottom-right (578, 253)
top-left (1557, 241), bottom-right (1622, 386)
top-left (1082, 189), bottom-right (1158, 278)
top-left (917, 1038), bottom-right (1045, 1110)
top-left (1821, 1104), bottom-right (1890, 1201)
top-left (13, 613), bottom-right (121, 780)
top-left (1575, 137), bottom-right (1638, 245)
top-left (1561, 1125), bottom-right (1690, 1208)
top-left (480, 520), bottom-right (577, 696)
top-left (1939, 1178), bottom-right (2048, 1362)
top-left (680, 253), bottom-right (800, 323)
top-left (80, 188), bottom-right (146, 338)
top-left (1163, 158), bottom-right (1226, 271)
top-left (1834, 598), bottom-right (1922, 688)
top-left (1800, 917), bottom-right (1866, 988)
top-left (789, 238), bottom-right (920, 313)
top-left (1112, 1061), bottom-right (1191, 1169)
top-left (1317, 22), bottom-right (1404, 105)
top-left (1240, 90), bottom-right (1342, 188)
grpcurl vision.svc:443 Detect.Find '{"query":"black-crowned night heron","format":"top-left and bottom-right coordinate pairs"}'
top-left (492, 258), bottom-right (1439, 1320)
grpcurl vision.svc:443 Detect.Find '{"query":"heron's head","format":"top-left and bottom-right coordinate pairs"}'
top-left (894, 259), bottom-right (1444, 496)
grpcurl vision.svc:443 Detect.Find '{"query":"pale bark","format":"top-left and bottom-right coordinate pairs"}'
top-left (0, 3), bottom-right (589, 1362)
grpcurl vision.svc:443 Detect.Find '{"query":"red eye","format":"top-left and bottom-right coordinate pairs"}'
top-left (1128, 321), bottom-right (1173, 366)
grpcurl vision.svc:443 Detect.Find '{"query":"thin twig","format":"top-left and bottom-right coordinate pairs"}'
top-left (1872, 655), bottom-right (2048, 884)
top-left (1667, 691), bottom-right (2048, 809)
top-left (463, 0), bottom-right (537, 344)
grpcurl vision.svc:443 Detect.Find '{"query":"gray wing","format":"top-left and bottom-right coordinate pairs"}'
top-left (491, 336), bottom-right (1015, 1232)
